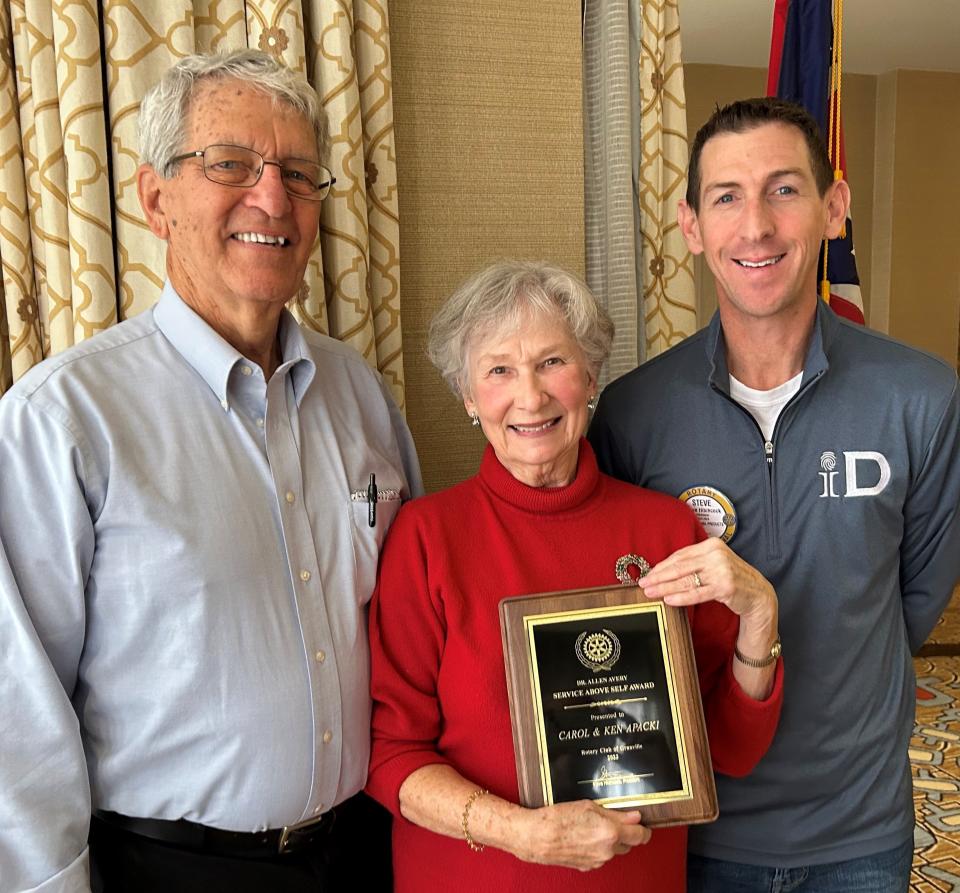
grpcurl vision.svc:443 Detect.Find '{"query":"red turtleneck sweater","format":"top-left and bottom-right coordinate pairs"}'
top-left (368, 441), bottom-right (782, 892)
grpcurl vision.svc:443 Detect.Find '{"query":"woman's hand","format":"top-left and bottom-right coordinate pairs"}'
top-left (639, 538), bottom-right (779, 700)
top-left (640, 538), bottom-right (776, 631)
top-left (514, 800), bottom-right (651, 871)
top-left (398, 765), bottom-right (650, 871)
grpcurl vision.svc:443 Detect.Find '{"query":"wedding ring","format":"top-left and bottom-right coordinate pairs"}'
top-left (692, 572), bottom-right (702, 589)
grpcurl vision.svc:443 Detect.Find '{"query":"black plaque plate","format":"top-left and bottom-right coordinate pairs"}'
top-left (500, 585), bottom-right (717, 827)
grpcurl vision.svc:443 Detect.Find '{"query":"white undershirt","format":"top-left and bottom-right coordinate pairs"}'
top-left (728, 371), bottom-right (803, 441)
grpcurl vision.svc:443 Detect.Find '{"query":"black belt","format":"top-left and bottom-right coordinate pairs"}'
top-left (94, 808), bottom-right (336, 859)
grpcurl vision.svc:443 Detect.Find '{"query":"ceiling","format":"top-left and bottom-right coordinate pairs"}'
top-left (679, 0), bottom-right (960, 75)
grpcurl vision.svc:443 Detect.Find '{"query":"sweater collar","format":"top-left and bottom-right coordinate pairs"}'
top-left (478, 438), bottom-right (600, 514)
top-left (704, 300), bottom-right (832, 394)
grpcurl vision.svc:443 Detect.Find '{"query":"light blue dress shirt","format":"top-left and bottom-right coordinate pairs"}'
top-left (0, 283), bottom-right (422, 892)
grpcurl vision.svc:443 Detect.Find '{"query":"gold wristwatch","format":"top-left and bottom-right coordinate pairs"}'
top-left (734, 636), bottom-right (781, 668)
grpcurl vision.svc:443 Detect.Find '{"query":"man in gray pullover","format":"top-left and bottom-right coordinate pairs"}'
top-left (590, 97), bottom-right (960, 892)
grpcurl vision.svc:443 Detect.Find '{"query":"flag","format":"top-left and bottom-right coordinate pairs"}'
top-left (767, 0), bottom-right (865, 324)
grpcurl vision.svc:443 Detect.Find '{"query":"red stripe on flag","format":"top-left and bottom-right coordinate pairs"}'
top-left (829, 292), bottom-right (865, 325)
top-left (766, 0), bottom-right (790, 96)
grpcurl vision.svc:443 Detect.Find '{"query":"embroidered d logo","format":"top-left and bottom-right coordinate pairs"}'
top-left (819, 450), bottom-right (891, 498)
top-left (843, 451), bottom-right (891, 498)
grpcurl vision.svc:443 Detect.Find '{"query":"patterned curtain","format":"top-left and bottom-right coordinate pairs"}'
top-left (637, 0), bottom-right (696, 357)
top-left (583, 0), bottom-right (696, 369)
top-left (0, 0), bottom-right (407, 409)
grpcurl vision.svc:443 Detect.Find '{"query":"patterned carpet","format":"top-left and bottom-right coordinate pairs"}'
top-left (912, 585), bottom-right (960, 891)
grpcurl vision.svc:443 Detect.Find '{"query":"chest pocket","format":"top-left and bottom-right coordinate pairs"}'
top-left (349, 479), bottom-right (402, 606)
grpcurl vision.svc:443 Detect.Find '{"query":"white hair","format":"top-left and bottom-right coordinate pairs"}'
top-left (428, 260), bottom-right (614, 398)
top-left (138, 49), bottom-right (329, 175)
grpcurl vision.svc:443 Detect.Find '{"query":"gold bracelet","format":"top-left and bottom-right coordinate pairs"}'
top-left (461, 788), bottom-right (488, 852)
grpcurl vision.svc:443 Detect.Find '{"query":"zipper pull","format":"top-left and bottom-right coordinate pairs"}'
top-left (764, 441), bottom-right (774, 465)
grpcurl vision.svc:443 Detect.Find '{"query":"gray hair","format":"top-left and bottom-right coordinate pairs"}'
top-left (138, 49), bottom-right (329, 176)
top-left (428, 260), bottom-right (615, 398)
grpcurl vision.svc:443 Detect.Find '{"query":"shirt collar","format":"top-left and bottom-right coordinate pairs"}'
top-left (153, 282), bottom-right (317, 409)
top-left (275, 310), bottom-right (317, 404)
top-left (705, 299), bottom-right (832, 394)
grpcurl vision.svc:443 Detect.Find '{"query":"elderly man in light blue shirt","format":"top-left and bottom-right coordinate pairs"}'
top-left (0, 50), bottom-right (421, 893)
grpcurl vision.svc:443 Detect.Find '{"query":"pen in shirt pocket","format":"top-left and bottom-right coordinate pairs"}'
top-left (350, 473), bottom-right (401, 527)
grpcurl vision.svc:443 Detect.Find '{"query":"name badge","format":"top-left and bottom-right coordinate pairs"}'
top-left (678, 486), bottom-right (737, 543)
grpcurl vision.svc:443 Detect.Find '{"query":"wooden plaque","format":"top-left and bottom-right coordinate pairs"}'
top-left (499, 585), bottom-right (717, 828)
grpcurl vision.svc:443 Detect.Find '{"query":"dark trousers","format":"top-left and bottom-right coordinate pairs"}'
top-left (89, 792), bottom-right (393, 893)
top-left (687, 840), bottom-right (913, 893)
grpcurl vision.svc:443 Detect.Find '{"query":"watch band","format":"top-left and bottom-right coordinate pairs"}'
top-left (734, 636), bottom-right (781, 668)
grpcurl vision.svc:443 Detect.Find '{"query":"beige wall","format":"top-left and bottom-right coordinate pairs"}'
top-left (391, 1), bottom-right (585, 492)
top-left (884, 70), bottom-right (960, 366)
top-left (683, 63), bottom-right (959, 369)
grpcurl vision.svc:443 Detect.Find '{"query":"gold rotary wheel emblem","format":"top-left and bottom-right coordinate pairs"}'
top-left (576, 628), bottom-right (622, 672)
top-left (583, 633), bottom-right (613, 663)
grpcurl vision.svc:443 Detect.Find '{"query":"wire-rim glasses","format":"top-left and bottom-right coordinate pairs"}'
top-left (165, 144), bottom-right (336, 201)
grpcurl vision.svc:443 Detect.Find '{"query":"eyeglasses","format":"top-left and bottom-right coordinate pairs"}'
top-left (165, 144), bottom-right (336, 201)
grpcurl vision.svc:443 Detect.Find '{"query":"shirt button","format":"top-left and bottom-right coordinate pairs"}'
top-left (314, 804), bottom-right (323, 815)
top-left (220, 399), bottom-right (229, 410)
top-left (285, 491), bottom-right (296, 504)
top-left (300, 569), bottom-right (311, 582)
top-left (315, 650), bottom-right (326, 663)
top-left (240, 365), bottom-right (253, 376)
top-left (255, 417), bottom-right (264, 428)
top-left (322, 730), bottom-right (333, 744)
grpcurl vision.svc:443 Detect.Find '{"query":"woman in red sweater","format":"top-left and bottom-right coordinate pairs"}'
top-left (367, 261), bottom-right (782, 892)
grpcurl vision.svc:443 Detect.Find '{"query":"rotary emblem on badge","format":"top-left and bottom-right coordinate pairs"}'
top-left (678, 485), bottom-right (738, 543)
top-left (576, 629), bottom-right (622, 672)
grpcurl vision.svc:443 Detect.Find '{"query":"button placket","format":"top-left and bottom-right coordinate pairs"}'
top-left (262, 368), bottom-right (343, 817)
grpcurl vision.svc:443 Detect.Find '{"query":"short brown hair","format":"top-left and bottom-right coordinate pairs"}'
top-left (686, 97), bottom-right (833, 213)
